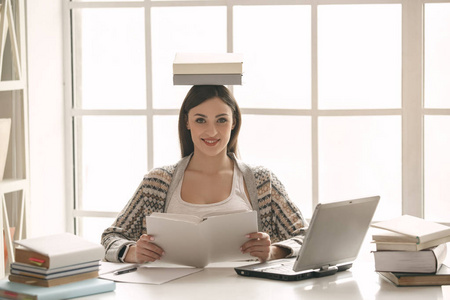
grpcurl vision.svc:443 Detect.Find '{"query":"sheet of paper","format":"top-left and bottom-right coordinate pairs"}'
top-left (99, 261), bottom-right (139, 276)
top-left (99, 265), bottom-right (203, 285)
top-left (442, 285), bottom-right (450, 300)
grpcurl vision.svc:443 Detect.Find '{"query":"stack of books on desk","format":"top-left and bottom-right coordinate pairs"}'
top-left (173, 53), bottom-right (243, 86)
top-left (0, 233), bottom-right (115, 299)
top-left (371, 215), bottom-right (450, 286)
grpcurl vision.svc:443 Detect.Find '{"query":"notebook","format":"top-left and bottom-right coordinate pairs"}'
top-left (235, 195), bottom-right (380, 281)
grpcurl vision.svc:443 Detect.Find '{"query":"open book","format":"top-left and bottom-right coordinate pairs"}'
top-left (146, 210), bottom-right (258, 267)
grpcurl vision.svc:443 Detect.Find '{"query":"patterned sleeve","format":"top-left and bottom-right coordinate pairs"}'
top-left (261, 169), bottom-right (308, 257)
top-left (101, 167), bottom-right (173, 262)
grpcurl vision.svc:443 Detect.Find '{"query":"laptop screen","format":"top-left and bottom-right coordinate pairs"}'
top-left (293, 196), bottom-right (379, 272)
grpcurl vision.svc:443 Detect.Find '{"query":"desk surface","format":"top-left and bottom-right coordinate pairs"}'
top-left (11, 230), bottom-right (448, 300)
top-left (76, 259), bottom-right (447, 300)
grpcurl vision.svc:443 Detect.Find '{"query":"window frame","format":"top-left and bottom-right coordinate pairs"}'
top-left (63, 0), bottom-right (450, 235)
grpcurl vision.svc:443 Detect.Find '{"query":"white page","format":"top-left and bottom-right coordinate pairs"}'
top-left (99, 265), bottom-right (202, 285)
top-left (146, 210), bottom-right (257, 267)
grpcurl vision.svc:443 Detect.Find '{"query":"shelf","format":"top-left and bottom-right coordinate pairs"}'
top-left (0, 80), bottom-right (25, 92)
top-left (0, 179), bottom-right (27, 194)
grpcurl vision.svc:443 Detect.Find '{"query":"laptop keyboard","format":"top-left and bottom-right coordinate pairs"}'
top-left (257, 262), bottom-right (298, 274)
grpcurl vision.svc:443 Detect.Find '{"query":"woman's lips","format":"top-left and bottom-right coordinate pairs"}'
top-left (202, 138), bottom-right (220, 146)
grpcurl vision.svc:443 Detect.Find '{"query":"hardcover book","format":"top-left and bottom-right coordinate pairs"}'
top-left (9, 270), bottom-right (99, 287)
top-left (173, 74), bottom-right (242, 85)
top-left (371, 215), bottom-right (450, 245)
top-left (173, 53), bottom-right (244, 75)
top-left (0, 278), bottom-right (115, 300)
top-left (10, 260), bottom-right (100, 280)
top-left (378, 264), bottom-right (450, 286)
top-left (373, 243), bottom-right (447, 273)
top-left (14, 233), bottom-right (104, 269)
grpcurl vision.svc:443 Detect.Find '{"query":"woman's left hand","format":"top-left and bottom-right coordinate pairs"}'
top-left (241, 232), bottom-right (290, 262)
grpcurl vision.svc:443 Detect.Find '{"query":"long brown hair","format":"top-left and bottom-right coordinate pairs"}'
top-left (178, 85), bottom-right (242, 158)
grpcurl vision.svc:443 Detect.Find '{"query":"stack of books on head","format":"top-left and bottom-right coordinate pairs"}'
top-left (370, 215), bottom-right (450, 286)
top-left (173, 53), bottom-right (243, 86)
top-left (0, 233), bottom-right (115, 299)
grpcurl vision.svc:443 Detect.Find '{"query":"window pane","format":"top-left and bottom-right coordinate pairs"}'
top-left (424, 4), bottom-right (450, 108)
top-left (239, 115), bottom-right (312, 217)
top-left (73, 8), bottom-right (146, 109)
top-left (318, 5), bottom-right (401, 109)
top-left (151, 7), bottom-right (227, 109)
top-left (75, 116), bottom-right (147, 211)
top-left (425, 116), bottom-right (450, 222)
top-left (153, 115), bottom-right (180, 167)
top-left (78, 217), bottom-right (115, 245)
top-left (233, 6), bottom-right (311, 109)
top-left (319, 116), bottom-right (401, 220)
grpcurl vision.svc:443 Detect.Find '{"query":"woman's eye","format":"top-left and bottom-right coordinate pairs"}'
top-left (195, 118), bottom-right (206, 124)
top-left (217, 118), bottom-right (228, 124)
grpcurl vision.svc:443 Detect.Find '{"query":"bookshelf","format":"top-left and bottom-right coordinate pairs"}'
top-left (0, 0), bottom-right (29, 277)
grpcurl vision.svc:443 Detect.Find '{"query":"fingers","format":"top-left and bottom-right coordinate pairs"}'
top-left (241, 232), bottom-right (271, 262)
top-left (135, 234), bottom-right (165, 263)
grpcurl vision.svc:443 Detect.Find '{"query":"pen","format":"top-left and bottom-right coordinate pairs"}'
top-left (114, 267), bottom-right (138, 275)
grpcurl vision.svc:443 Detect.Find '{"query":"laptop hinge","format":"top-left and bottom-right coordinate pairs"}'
top-left (313, 265), bottom-right (338, 277)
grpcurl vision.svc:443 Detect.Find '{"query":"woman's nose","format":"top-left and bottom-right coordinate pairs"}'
top-left (205, 123), bottom-right (218, 136)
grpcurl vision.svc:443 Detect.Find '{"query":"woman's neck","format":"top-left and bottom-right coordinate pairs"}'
top-left (188, 151), bottom-right (233, 175)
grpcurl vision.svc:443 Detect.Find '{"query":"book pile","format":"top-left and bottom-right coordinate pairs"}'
top-left (173, 53), bottom-right (243, 86)
top-left (0, 233), bottom-right (115, 299)
top-left (371, 215), bottom-right (450, 286)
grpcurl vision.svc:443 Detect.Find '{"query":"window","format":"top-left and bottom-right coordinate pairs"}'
top-left (64, 0), bottom-right (450, 243)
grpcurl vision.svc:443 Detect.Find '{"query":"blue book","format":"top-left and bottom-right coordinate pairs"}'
top-left (0, 278), bottom-right (115, 300)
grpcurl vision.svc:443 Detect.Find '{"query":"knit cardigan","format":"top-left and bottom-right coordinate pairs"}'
top-left (101, 154), bottom-right (308, 262)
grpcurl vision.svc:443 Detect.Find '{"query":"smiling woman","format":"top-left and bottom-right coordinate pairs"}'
top-left (101, 85), bottom-right (307, 265)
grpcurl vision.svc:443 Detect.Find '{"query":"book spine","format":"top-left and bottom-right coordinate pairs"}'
top-left (173, 63), bottom-right (243, 75)
top-left (173, 74), bottom-right (242, 85)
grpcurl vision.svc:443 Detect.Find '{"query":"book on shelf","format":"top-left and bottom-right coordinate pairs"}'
top-left (14, 232), bottom-right (104, 269)
top-left (8, 270), bottom-right (99, 288)
top-left (378, 264), bottom-right (450, 286)
top-left (173, 53), bottom-right (244, 75)
top-left (371, 215), bottom-right (450, 245)
top-left (373, 243), bottom-right (447, 273)
top-left (173, 74), bottom-right (242, 86)
top-left (146, 210), bottom-right (258, 267)
top-left (10, 260), bottom-right (100, 280)
top-left (0, 278), bottom-right (115, 300)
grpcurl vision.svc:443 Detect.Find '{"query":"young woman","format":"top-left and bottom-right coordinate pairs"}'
top-left (101, 85), bottom-right (307, 264)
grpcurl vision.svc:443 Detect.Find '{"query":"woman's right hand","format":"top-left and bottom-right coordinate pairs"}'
top-left (125, 234), bottom-right (165, 263)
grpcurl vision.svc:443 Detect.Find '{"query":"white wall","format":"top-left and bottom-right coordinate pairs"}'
top-left (26, 0), bottom-right (66, 237)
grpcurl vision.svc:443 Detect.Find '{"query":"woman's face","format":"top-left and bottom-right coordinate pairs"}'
top-left (187, 97), bottom-right (235, 158)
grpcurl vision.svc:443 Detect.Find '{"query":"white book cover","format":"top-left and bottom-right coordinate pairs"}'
top-left (14, 233), bottom-right (104, 269)
top-left (146, 210), bottom-right (257, 267)
top-left (371, 215), bottom-right (450, 244)
top-left (173, 53), bottom-right (244, 75)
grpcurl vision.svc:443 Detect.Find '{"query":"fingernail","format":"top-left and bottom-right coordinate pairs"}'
top-left (149, 236), bottom-right (155, 241)
top-left (245, 234), bottom-right (250, 238)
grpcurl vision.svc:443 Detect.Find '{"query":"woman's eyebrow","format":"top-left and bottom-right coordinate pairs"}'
top-left (193, 113), bottom-right (230, 118)
top-left (193, 113), bottom-right (208, 118)
top-left (215, 113), bottom-right (230, 118)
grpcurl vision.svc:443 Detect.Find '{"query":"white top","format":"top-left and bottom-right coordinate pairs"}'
top-left (166, 163), bottom-right (252, 218)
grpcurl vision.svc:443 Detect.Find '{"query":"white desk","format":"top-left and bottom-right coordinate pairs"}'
top-left (75, 261), bottom-right (446, 300)
top-left (74, 231), bottom-right (450, 300)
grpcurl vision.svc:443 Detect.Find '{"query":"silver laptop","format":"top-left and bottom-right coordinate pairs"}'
top-left (235, 196), bottom-right (380, 281)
